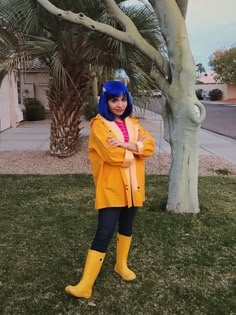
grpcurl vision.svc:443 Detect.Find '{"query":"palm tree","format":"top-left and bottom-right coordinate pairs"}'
top-left (0, 0), bottom-right (160, 157)
top-left (196, 63), bottom-right (206, 78)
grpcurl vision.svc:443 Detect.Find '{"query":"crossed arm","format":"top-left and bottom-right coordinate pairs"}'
top-left (106, 135), bottom-right (147, 152)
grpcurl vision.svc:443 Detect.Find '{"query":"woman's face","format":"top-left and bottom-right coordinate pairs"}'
top-left (108, 94), bottom-right (128, 119)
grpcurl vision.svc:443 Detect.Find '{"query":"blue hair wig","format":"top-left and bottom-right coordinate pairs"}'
top-left (98, 80), bottom-right (133, 121)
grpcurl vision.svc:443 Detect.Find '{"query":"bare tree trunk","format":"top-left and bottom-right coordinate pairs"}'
top-left (165, 104), bottom-right (200, 213)
top-left (162, 92), bottom-right (204, 213)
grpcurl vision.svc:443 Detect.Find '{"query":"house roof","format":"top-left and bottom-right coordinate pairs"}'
top-left (197, 72), bottom-right (218, 84)
top-left (23, 58), bottom-right (49, 72)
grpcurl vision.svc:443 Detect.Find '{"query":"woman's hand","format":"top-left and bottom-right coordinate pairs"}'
top-left (107, 137), bottom-right (138, 151)
top-left (138, 135), bottom-right (147, 141)
top-left (107, 136), bottom-right (122, 147)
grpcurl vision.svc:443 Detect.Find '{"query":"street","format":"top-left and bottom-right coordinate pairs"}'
top-left (142, 98), bottom-right (236, 140)
top-left (201, 102), bottom-right (236, 139)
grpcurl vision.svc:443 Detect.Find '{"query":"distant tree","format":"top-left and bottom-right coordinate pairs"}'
top-left (209, 48), bottom-right (236, 84)
top-left (196, 63), bottom-right (206, 78)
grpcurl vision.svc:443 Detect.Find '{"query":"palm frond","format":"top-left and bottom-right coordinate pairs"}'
top-left (50, 50), bottom-right (67, 88)
top-left (0, 0), bottom-right (162, 98)
top-left (0, 21), bottom-right (30, 74)
top-left (22, 36), bottom-right (57, 56)
top-left (92, 0), bottom-right (162, 73)
top-left (0, 0), bottom-right (40, 34)
top-left (0, 69), bottom-right (7, 86)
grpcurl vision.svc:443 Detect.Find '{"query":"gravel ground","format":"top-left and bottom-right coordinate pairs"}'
top-left (1, 140), bottom-right (236, 176)
top-left (0, 119), bottom-right (236, 176)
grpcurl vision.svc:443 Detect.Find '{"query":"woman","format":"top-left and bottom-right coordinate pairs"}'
top-left (65, 80), bottom-right (155, 298)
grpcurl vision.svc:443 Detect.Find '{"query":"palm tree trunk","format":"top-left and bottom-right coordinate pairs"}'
top-left (47, 74), bottom-right (89, 157)
top-left (49, 106), bottom-right (82, 157)
top-left (47, 68), bottom-right (91, 157)
top-left (92, 75), bottom-right (98, 105)
top-left (47, 32), bottom-right (92, 157)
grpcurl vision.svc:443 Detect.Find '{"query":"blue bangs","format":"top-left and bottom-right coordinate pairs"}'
top-left (98, 80), bottom-right (133, 121)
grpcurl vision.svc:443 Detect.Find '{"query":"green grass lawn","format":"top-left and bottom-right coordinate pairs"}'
top-left (0, 175), bottom-right (235, 315)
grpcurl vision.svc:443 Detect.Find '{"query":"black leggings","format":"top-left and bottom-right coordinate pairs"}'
top-left (91, 206), bottom-right (138, 253)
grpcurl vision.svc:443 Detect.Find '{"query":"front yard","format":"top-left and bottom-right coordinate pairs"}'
top-left (0, 175), bottom-right (235, 314)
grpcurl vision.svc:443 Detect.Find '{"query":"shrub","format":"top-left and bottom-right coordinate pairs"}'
top-left (24, 98), bottom-right (46, 121)
top-left (208, 89), bottom-right (223, 101)
top-left (195, 89), bottom-right (203, 100)
top-left (215, 168), bottom-right (232, 176)
top-left (83, 96), bottom-right (98, 120)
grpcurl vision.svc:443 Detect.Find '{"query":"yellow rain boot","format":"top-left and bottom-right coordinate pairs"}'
top-left (114, 233), bottom-right (136, 281)
top-left (65, 249), bottom-right (106, 299)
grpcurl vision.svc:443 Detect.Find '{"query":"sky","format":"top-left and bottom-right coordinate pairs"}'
top-left (128, 0), bottom-right (236, 72)
top-left (186, 0), bottom-right (236, 71)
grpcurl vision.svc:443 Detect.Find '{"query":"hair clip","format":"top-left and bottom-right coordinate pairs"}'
top-left (102, 87), bottom-right (106, 92)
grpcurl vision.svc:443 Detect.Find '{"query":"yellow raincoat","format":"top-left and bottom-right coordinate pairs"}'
top-left (89, 114), bottom-right (155, 210)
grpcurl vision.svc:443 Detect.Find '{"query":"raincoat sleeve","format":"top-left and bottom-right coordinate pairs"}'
top-left (89, 119), bottom-right (134, 167)
top-left (133, 120), bottom-right (155, 159)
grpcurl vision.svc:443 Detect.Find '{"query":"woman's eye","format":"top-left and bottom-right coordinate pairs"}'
top-left (122, 97), bottom-right (127, 101)
top-left (111, 98), bottom-right (118, 102)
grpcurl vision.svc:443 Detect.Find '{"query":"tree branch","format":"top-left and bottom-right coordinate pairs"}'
top-left (148, 0), bottom-right (188, 19)
top-left (36, 0), bottom-right (169, 85)
top-left (103, 0), bottom-right (170, 77)
top-left (176, 0), bottom-right (188, 19)
top-left (151, 0), bottom-right (196, 116)
top-left (36, 0), bottom-right (128, 42)
top-left (153, 0), bottom-right (194, 79)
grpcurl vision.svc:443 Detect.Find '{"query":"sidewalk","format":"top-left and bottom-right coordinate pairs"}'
top-left (202, 100), bottom-right (236, 106)
top-left (0, 113), bottom-right (236, 165)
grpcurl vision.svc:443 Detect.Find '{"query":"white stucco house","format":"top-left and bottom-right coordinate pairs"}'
top-left (20, 59), bottom-right (50, 109)
top-left (0, 72), bottom-right (23, 132)
top-left (0, 59), bottom-right (50, 132)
